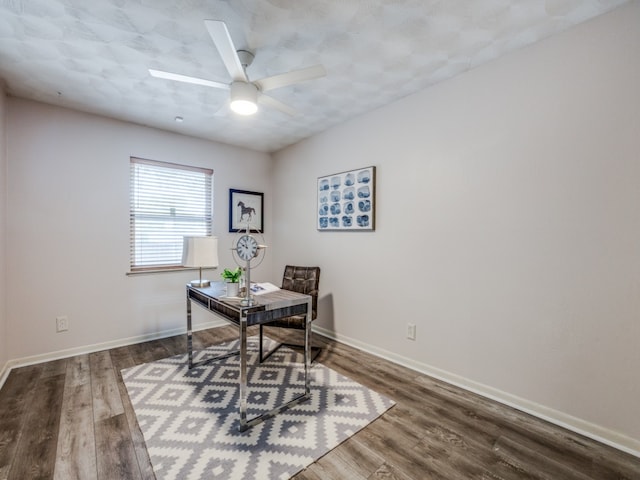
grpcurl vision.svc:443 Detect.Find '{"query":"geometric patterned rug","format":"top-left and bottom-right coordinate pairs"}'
top-left (121, 336), bottom-right (395, 480)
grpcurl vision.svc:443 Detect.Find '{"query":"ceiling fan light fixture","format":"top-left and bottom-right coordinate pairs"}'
top-left (230, 81), bottom-right (258, 115)
top-left (230, 99), bottom-right (257, 116)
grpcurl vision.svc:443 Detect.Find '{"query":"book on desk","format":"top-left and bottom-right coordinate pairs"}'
top-left (250, 282), bottom-right (280, 295)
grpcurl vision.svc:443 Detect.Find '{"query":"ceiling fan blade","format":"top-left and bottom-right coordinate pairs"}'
top-left (204, 20), bottom-right (248, 83)
top-left (255, 64), bottom-right (326, 92)
top-left (258, 94), bottom-right (297, 116)
top-left (148, 69), bottom-right (229, 90)
top-left (213, 103), bottom-right (229, 117)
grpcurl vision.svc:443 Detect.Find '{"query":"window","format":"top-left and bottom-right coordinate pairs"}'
top-left (129, 157), bottom-right (213, 272)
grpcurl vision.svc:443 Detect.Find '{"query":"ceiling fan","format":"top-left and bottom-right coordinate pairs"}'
top-left (149, 20), bottom-right (326, 116)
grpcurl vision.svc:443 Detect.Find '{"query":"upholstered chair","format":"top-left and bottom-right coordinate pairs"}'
top-left (259, 265), bottom-right (321, 362)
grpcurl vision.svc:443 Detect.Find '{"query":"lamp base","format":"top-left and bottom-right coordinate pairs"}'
top-left (190, 279), bottom-right (211, 288)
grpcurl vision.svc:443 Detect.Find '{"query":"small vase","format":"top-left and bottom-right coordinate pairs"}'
top-left (226, 282), bottom-right (239, 297)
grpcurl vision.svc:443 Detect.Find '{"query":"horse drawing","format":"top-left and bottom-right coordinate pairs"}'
top-left (237, 201), bottom-right (256, 222)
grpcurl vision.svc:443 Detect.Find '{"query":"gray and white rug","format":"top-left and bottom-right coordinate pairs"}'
top-left (122, 336), bottom-right (395, 480)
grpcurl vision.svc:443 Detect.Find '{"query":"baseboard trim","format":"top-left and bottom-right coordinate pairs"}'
top-left (313, 325), bottom-right (640, 459)
top-left (0, 319), bottom-right (226, 390)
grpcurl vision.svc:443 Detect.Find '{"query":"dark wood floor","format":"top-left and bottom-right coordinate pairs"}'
top-left (1, 325), bottom-right (639, 480)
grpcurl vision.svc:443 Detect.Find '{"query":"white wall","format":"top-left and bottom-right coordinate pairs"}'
top-left (272, 3), bottom-right (640, 451)
top-left (6, 99), bottom-right (272, 360)
top-left (0, 87), bottom-right (7, 372)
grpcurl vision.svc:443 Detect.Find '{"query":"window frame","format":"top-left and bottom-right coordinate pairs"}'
top-left (129, 157), bottom-right (214, 274)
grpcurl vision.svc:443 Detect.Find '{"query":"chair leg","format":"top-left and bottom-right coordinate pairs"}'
top-left (259, 325), bottom-right (322, 363)
top-left (259, 324), bottom-right (284, 363)
top-left (260, 342), bottom-right (283, 363)
top-left (308, 345), bottom-right (322, 363)
top-left (259, 325), bottom-right (295, 363)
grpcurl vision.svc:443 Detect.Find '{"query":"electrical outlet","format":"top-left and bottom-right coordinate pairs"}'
top-left (56, 316), bottom-right (69, 333)
top-left (407, 323), bottom-right (416, 340)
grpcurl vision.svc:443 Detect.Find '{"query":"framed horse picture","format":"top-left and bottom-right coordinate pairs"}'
top-left (229, 189), bottom-right (264, 232)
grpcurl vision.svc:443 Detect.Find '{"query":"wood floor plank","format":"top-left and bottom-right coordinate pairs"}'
top-left (351, 414), bottom-right (447, 479)
top-left (483, 458), bottom-right (542, 480)
top-left (193, 328), bottom-right (220, 348)
top-left (65, 353), bottom-right (91, 387)
top-left (128, 339), bottom-right (170, 365)
top-left (404, 390), bottom-right (503, 450)
top-left (90, 350), bottom-right (124, 422)
top-left (207, 324), bottom-right (252, 344)
top-left (383, 401), bottom-right (526, 479)
top-left (492, 434), bottom-right (594, 480)
top-left (292, 463), bottom-right (325, 480)
top-left (39, 358), bottom-right (68, 379)
top-left (494, 428), bottom-right (601, 479)
top-left (413, 374), bottom-right (621, 479)
top-left (368, 462), bottom-right (416, 480)
top-left (108, 345), bottom-right (136, 380)
top-left (94, 413), bottom-right (142, 480)
top-left (331, 435), bottom-right (386, 476)
top-left (415, 373), bottom-right (600, 465)
top-left (110, 346), bottom-right (156, 480)
top-left (357, 411), bottom-right (495, 480)
top-left (355, 352), bottom-right (571, 476)
top-left (415, 429), bottom-right (499, 479)
top-left (53, 354), bottom-right (94, 480)
top-left (0, 365), bottom-right (42, 480)
top-left (53, 382), bottom-right (96, 480)
top-left (7, 374), bottom-right (64, 480)
top-left (589, 445), bottom-right (640, 479)
top-left (158, 335), bottom-right (185, 357)
top-left (311, 448), bottom-right (369, 480)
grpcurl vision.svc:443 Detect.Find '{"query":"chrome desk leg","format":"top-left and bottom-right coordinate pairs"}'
top-left (239, 316), bottom-right (248, 431)
top-left (187, 292), bottom-right (193, 369)
top-left (237, 300), bottom-right (313, 432)
top-left (304, 297), bottom-right (312, 397)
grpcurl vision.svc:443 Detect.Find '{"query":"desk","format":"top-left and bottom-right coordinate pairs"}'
top-left (186, 282), bottom-right (312, 431)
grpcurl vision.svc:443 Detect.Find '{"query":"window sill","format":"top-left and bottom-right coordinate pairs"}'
top-left (127, 267), bottom-right (217, 276)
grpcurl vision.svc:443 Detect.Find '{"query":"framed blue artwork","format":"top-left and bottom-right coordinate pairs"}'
top-left (317, 166), bottom-right (375, 231)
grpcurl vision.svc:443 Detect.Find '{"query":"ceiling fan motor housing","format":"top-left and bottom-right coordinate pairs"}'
top-left (236, 49), bottom-right (254, 69)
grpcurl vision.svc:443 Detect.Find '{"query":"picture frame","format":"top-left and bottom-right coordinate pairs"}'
top-left (317, 166), bottom-right (376, 231)
top-left (229, 189), bottom-right (264, 232)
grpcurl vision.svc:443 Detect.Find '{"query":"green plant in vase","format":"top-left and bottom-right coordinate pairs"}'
top-left (221, 267), bottom-right (242, 282)
top-left (221, 267), bottom-right (242, 296)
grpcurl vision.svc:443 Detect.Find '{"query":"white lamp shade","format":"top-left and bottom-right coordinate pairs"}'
top-left (182, 236), bottom-right (219, 268)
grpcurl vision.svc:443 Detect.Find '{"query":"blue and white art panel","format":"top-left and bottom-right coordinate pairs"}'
top-left (317, 166), bottom-right (375, 231)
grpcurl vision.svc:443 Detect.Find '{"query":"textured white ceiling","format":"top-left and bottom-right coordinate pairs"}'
top-left (0, 0), bottom-right (629, 152)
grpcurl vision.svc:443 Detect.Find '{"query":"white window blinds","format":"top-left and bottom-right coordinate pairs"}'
top-left (130, 157), bottom-right (213, 271)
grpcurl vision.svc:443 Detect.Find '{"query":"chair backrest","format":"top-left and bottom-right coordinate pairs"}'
top-left (281, 265), bottom-right (321, 320)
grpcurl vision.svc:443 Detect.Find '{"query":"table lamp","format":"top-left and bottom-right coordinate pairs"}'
top-left (182, 236), bottom-right (219, 287)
